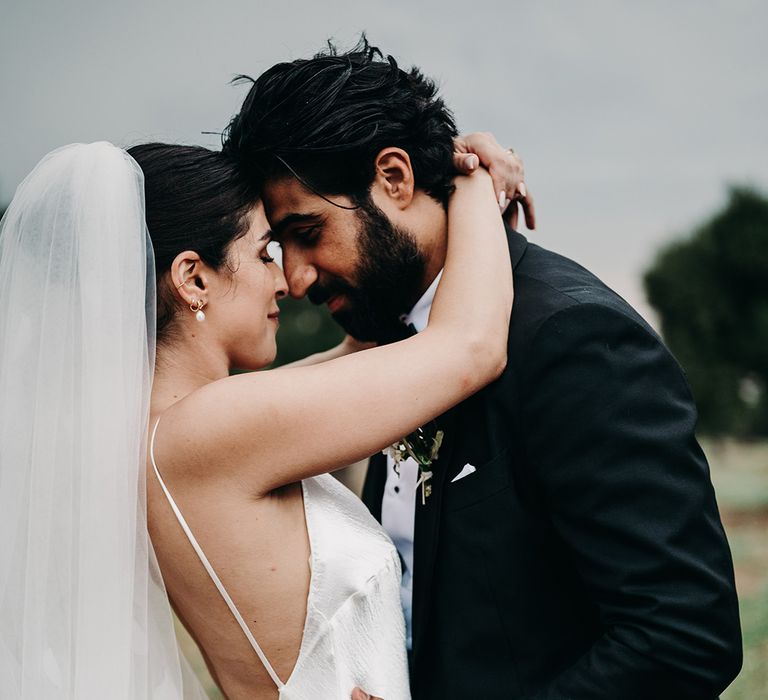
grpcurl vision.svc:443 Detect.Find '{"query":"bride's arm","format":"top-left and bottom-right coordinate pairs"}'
top-left (158, 169), bottom-right (512, 494)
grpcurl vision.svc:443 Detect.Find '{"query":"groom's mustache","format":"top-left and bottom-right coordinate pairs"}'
top-left (307, 277), bottom-right (359, 308)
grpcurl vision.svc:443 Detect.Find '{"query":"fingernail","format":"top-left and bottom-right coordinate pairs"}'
top-left (498, 191), bottom-right (508, 211)
top-left (466, 154), bottom-right (479, 170)
top-left (518, 182), bottom-right (527, 198)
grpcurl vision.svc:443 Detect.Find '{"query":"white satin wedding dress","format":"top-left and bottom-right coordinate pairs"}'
top-left (150, 420), bottom-right (411, 700)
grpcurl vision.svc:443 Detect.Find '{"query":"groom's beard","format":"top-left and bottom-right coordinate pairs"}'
top-left (307, 200), bottom-right (426, 343)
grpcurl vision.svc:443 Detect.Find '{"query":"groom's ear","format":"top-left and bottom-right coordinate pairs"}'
top-left (371, 148), bottom-right (415, 210)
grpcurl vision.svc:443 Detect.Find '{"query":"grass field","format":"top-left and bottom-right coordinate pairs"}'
top-left (707, 439), bottom-right (768, 698)
top-left (178, 443), bottom-right (768, 698)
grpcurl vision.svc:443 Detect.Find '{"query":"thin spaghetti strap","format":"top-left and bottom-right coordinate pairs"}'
top-left (149, 417), bottom-right (286, 691)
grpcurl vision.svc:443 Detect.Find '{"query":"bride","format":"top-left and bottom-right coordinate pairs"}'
top-left (0, 139), bottom-right (513, 699)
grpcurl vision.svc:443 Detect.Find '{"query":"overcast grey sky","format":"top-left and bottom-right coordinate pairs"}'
top-left (1, 0), bottom-right (766, 321)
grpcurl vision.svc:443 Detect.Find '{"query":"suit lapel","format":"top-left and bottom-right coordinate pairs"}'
top-left (411, 404), bottom-right (460, 664)
top-left (361, 452), bottom-right (387, 522)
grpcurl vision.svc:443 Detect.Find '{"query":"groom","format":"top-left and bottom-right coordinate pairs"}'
top-left (224, 39), bottom-right (742, 699)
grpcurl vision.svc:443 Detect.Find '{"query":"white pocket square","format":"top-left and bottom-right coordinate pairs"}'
top-left (451, 463), bottom-right (477, 483)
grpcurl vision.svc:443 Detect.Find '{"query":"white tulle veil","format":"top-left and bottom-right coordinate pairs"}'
top-left (0, 143), bottom-right (207, 698)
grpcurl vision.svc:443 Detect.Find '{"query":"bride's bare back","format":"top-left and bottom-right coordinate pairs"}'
top-left (147, 468), bottom-right (310, 698)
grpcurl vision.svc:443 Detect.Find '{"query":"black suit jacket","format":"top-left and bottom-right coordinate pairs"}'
top-left (362, 230), bottom-right (742, 699)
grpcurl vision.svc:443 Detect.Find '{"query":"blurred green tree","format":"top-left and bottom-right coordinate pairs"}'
top-left (271, 296), bottom-right (345, 367)
top-left (644, 187), bottom-right (768, 437)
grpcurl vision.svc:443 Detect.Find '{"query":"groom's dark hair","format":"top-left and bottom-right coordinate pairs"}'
top-left (223, 35), bottom-right (458, 207)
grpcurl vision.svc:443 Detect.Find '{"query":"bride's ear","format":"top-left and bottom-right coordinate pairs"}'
top-left (371, 147), bottom-right (415, 210)
top-left (170, 251), bottom-right (209, 305)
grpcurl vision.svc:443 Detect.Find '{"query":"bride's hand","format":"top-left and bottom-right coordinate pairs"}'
top-left (277, 334), bottom-right (375, 369)
top-left (452, 131), bottom-right (536, 231)
top-left (351, 688), bottom-right (383, 700)
top-left (340, 335), bottom-right (376, 354)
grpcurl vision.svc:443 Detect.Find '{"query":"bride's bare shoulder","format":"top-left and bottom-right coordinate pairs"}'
top-left (148, 368), bottom-right (294, 489)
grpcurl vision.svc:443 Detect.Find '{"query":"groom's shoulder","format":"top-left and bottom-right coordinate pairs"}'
top-left (508, 232), bottom-right (656, 345)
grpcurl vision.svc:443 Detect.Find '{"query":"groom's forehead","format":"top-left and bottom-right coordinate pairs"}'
top-left (262, 177), bottom-right (317, 220)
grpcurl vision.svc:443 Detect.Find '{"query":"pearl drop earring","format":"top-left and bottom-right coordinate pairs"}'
top-left (190, 299), bottom-right (206, 322)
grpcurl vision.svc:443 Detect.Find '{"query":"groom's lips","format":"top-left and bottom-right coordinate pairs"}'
top-left (327, 294), bottom-right (346, 314)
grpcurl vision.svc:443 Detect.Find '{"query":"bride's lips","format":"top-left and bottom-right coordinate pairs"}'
top-left (268, 309), bottom-right (280, 325)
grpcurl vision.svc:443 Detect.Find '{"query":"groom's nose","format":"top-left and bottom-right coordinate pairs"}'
top-left (285, 256), bottom-right (318, 299)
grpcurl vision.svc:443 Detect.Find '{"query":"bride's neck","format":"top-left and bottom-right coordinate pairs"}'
top-left (151, 336), bottom-right (229, 414)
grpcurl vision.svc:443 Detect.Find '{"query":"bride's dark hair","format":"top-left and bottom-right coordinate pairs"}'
top-left (127, 143), bottom-right (260, 342)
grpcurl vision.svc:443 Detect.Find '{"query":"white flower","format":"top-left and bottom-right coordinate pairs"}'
top-left (386, 424), bottom-right (445, 503)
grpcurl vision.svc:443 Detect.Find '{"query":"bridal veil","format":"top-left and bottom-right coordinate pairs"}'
top-left (0, 143), bottom-right (207, 698)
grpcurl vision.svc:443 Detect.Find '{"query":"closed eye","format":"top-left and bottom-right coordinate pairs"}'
top-left (293, 224), bottom-right (321, 247)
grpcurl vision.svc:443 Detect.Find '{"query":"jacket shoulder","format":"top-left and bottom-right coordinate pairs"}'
top-left (509, 241), bottom-right (657, 353)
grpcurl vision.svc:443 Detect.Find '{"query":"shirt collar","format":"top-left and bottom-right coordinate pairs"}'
top-left (400, 269), bottom-right (443, 333)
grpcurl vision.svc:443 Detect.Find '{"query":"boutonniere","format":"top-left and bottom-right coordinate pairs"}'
top-left (384, 422), bottom-right (445, 505)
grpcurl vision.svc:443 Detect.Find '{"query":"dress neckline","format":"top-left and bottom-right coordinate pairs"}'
top-left (282, 478), bottom-right (317, 690)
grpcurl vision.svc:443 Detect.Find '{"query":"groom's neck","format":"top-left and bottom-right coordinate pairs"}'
top-left (408, 192), bottom-right (448, 297)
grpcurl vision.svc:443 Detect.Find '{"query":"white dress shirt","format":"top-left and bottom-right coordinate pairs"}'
top-left (381, 271), bottom-right (442, 650)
